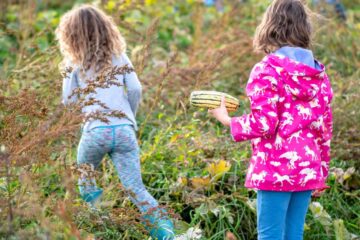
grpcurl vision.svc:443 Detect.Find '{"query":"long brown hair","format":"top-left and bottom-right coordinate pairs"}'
top-left (253, 0), bottom-right (312, 54)
top-left (55, 5), bottom-right (126, 73)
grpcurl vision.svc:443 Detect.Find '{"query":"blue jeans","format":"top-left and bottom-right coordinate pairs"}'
top-left (257, 190), bottom-right (312, 240)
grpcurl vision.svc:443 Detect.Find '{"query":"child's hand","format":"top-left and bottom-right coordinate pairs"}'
top-left (208, 96), bottom-right (231, 127)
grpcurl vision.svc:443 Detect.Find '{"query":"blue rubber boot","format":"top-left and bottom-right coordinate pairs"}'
top-left (80, 189), bottom-right (103, 204)
top-left (79, 183), bottom-right (103, 207)
top-left (78, 176), bottom-right (103, 206)
top-left (143, 209), bottom-right (175, 240)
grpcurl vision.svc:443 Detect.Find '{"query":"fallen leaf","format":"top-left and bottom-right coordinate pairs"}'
top-left (177, 177), bottom-right (188, 186)
top-left (191, 176), bottom-right (211, 189)
top-left (207, 160), bottom-right (231, 180)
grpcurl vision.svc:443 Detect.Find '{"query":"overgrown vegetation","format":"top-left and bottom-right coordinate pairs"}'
top-left (0, 0), bottom-right (359, 239)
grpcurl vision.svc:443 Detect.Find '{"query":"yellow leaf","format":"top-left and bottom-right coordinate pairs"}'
top-left (145, 0), bottom-right (157, 6)
top-left (105, 0), bottom-right (116, 11)
top-left (207, 160), bottom-right (231, 180)
top-left (170, 134), bottom-right (180, 144)
top-left (119, 0), bottom-right (131, 10)
top-left (191, 176), bottom-right (211, 189)
top-left (343, 167), bottom-right (355, 180)
top-left (177, 177), bottom-right (188, 186)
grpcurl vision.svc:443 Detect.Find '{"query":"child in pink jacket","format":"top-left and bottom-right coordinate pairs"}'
top-left (209, 0), bottom-right (333, 239)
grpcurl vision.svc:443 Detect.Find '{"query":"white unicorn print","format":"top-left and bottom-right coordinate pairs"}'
top-left (274, 66), bottom-right (283, 75)
top-left (288, 130), bottom-right (304, 143)
top-left (304, 146), bottom-right (317, 160)
top-left (257, 151), bottom-right (268, 165)
top-left (252, 137), bottom-right (262, 146)
top-left (248, 163), bottom-right (255, 177)
top-left (270, 161), bottom-right (281, 167)
top-left (252, 85), bottom-right (266, 96)
top-left (321, 82), bottom-right (327, 94)
top-left (246, 162), bottom-right (255, 183)
top-left (299, 161), bottom-right (310, 167)
top-left (285, 85), bottom-right (300, 96)
top-left (259, 117), bottom-right (270, 132)
top-left (275, 134), bottom-right (283, 150)
top-left (310, 84), bottom-right (320, 92)
top-left (324, 96), bottom-right (329, 104)
top-left (293, 70), bottom-right (305, 76)
top-left (268, 111), bottom-right (277, 117)
top-left (281, 112), bottom-right (294, 127)
top-left (237, 117), bottom-right (251, 134)
top-left (273, 173), bottom-right (294, 187)
top-left (255, 62), bottom-right (266, 71)
top-left (250, 115), bottom-right (256, 123)
top-left (323, 140), bottom-right (331, 147)
top-left (292, 75), bottom-right (300, 83)
top-left (307, 133), bottom-right (314, 138)
top-left (280, 151), bottom-right (301, 169)
top-left (296, 105), bottom-right (312, 120)
top-left (267, 95), bottom-right (279, 107)
top-left (250, 171), bottom-right (267, 186)
top-left (310, 117), bottom-right (324, 130)
top-left (265, 143), bottom-right (272, 149)
top-left (290, 87), bottom-right (300, 96)
top-left (263, 76), bottom-right (278, 85)
top-left (320, 161), bottom-right (328, 177)
top-left (299, 168), bottom-right (317, 186)
top-left (309, 98), bottom-right (321, 108)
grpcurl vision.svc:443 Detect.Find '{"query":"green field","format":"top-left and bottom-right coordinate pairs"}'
top-left (0, 0), bottom-right (359, 239)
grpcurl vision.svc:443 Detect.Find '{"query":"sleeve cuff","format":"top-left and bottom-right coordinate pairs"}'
top-left (230, 117), bottom-right (243, 142)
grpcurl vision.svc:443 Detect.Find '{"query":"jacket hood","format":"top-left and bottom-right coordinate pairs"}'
top-left (266, 54), bottom-right (326, 101)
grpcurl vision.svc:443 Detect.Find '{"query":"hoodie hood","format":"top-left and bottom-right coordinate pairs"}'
top-left (266, 49), bottom-right (326, 101)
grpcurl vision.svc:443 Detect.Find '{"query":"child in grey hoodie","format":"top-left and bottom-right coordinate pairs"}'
top-left (56, 5), bottom-right (174, 240)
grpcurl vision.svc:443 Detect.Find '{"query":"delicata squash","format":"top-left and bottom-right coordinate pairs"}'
top-left (190, 91), bottom-right (240, 112)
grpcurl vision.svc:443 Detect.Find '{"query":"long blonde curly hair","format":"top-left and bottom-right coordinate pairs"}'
top-left (55, 5), bottom-right (126, 73)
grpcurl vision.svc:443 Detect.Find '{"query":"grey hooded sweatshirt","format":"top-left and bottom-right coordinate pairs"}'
top-left (62, 53), bottom-right (142, 131)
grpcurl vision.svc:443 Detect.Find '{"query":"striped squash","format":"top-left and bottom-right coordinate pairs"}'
top-left (190, 91), bottom-right (240, 112)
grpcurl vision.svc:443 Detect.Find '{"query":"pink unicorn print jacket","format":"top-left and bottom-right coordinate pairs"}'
top-left (230, 54), bottom-right (333, 191)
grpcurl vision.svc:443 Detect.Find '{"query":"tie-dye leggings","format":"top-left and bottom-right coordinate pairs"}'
top-left (77, 124), bottom-right (159, 213)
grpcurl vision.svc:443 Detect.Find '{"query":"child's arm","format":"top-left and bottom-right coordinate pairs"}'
top-left (62, 63), bottom-right (79, 105)
top-left (210, 66), bottom-right (279, 142)
top-left (208, 97), bottom-right (231, 126)
top-left (122, 54), bottom-right (142, 116)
